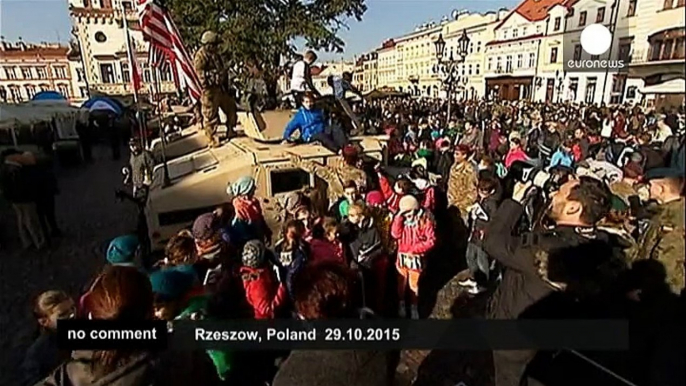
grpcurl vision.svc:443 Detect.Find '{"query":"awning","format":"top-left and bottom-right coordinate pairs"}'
top-left (639, 78), bottom-right (685, 94)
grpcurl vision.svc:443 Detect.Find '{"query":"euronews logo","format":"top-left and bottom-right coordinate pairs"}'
top-left (565, 23), bottom-right (627, 72)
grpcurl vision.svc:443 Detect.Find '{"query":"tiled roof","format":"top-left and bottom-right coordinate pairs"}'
top-left (0, 46), bottom-right (69, 59)
top-left (496, 0), bottom-right (569, 30)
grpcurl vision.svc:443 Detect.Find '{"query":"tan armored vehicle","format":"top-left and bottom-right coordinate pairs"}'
top-left (145, 109), bottom-right (387, 251)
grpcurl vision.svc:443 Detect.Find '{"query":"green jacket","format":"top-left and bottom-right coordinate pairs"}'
top-left (176, 295), bottom-right (234, 381)
top-left (630, 197), bottom-right (685, 294)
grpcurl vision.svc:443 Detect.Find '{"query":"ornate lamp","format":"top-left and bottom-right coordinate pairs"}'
top-left (434, 34), bottom-right (446, 61)
top-left (458, 29), bottom-right (470, 58)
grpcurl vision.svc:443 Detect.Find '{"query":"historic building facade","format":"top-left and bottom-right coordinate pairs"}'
top-left (0, 40), bottom-right (80, 103)
top-left (68, 0), bottom-right (175, 97)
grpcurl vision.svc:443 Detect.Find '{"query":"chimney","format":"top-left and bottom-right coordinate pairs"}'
top-left (0, 36), bottom-right (6, 51)
top-left (17, 36), bottom-right (27, 51)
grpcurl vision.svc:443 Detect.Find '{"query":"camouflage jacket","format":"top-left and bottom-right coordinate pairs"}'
top-left (446, 160), bottom-right (477, 219)
top-left (630, 197), bottom-right (686, 294)
top-left (293, 158), bottom-right (368, 202)
top-left (193, 47), bottom-right (226, 89)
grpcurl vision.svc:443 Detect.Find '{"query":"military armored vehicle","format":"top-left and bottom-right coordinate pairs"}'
top-left (145, 109), bottom-right (387, 251)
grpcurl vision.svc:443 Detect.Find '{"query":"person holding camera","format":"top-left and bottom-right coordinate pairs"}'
top-left (484, 176), bottom-right (614, 386)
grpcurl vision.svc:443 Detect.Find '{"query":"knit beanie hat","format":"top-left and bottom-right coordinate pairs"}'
top-left (149, 268), bottom-right (195, 302)
top-left (192, 213), bottom-right (218, 241)
top-left (242, 240), bottom-right (266, 268)
top-left (231, 176), bottom-right (256, 196)
top-left (106, 235), bottom-right (139, 266)
top-left (398, 195), bottom-right (419, 213)
top-left (365, 190), bottom-right (385, 206)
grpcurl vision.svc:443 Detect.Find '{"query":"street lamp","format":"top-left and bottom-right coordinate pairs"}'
top-left (433, 29), bottom-right (470, 122)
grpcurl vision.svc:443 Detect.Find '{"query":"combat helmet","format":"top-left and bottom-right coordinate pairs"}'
top-left (201, 31), bottom-right (219, 45)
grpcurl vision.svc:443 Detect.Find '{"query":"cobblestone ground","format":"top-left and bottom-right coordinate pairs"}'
top-left (0, 147), bottom-right (136, 386)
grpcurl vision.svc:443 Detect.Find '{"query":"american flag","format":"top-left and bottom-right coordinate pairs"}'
top-left (123, 22), bottom-right (143, 91)
top-left (136, 0), bottom-right (200, 102)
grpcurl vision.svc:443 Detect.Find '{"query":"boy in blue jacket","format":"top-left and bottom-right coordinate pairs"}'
top-left (282, 92), bottom-right (346, 153)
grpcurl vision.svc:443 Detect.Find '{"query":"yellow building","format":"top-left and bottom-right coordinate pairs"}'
top-left (376, 39), bottom-right (397, 89)
top-left (391, 23), bottom-right (443, 96)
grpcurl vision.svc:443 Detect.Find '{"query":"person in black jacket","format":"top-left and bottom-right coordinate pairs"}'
top-left (483, 176), bottom-right (614, 386)
top-left (33, 158), bottom-right (62, 238)
top-left (343, 201), bottom-right (387, 313)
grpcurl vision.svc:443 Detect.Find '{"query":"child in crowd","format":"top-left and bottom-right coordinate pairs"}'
top-left (460, 175), bottom-right (502, 294)
top-left (230, 176), bottom-right (272, 248)
top-left (22, 291), bottom-right (75, 386)
top-left (309, 217), bottom-right (346, 266)
top-left (549, 138), bottom-right (575, 168)
top-left (331, 180), bottom-right (361, 221)
top-left (391, 195), bottom-right (436, 319)
top-left (240, 240), bottom-right (287, 319)
top-left (293, 205), bottom-right (319, 242)
top-left (504, 137), bottom-right (529, 168)
top-left (105, 234), bottom-right (140, 268)
top-left (376, 165), bottom-right (414, 214)
top-left (409, 160), bottom-right (437, 212)
top-left (345, 202), bottom-right (387, 313)
top-left (272, 220), bottom-right (309, 298)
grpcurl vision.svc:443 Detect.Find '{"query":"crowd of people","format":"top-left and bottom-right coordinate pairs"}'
top-left (3, 92), bottom-right (686, 386)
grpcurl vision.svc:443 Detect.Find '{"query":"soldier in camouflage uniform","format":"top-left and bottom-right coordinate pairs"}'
top-left (446, 144), bottom-right (478, 222)
top-left (630, 168), bottom-right (685, 295)
top-left (193, 31), bottom-right (237, 147)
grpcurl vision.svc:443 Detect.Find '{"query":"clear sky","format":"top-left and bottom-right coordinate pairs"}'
top-left (0, 0), bottom-right (518, 59)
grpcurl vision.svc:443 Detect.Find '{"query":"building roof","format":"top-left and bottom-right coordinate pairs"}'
top-left (0, 43), bottom-right (69, 59)
top-left (495, 0), bottom-right (569, 30)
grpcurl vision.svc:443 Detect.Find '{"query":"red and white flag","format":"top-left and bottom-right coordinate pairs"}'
top-left (123, 24), bottom-right (143, 92)
top-left (136, 0), bottom-right (201, 102)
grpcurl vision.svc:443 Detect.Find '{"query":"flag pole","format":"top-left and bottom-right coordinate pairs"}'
top-left (121, 2), bottom-right (146, 147)
top-left (151, 57), bottom-right (172, 187)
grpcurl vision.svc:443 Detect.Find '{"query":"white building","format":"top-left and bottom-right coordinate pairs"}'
top-left (310, 60), bottom-right (355, 95)
top-left (484, 0), bottom-right (568, 101)
top-left (376, 39), bottom-right (397, 89)
top-left (441, 9), bottom-right (510, 100)
top-left (68, 0), bottom-right (176, 98)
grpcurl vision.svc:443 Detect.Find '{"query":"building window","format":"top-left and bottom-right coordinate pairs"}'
top-left (522, 26), bottom-right (528, 36)
top-left (506, 55), bottom-right (513, 72)
top-left (476, 41), bottom-right (481, 52)
top-left (19, 67), bottom-right (32, 79)
top-left (9, 86), bottom-right (23, 102)
top-left (573, 44), bottom-right (582, 60)
top-left (487, 57), bottom-right (493, 70)
top-left (79, 87), bottom-right (88, 98)
top-left (554, 17), bottom-right (561, 31)
top-left (57, 84), bottom-right (70, 98)
top-left (596, 7), bottom-right (605, 23)
top-left (100, 63), bottom-right (115, 83)
top-left (36, 67), bottom-right (47, 79)
top-left (95, 31), bottom-right (107, 43)
top-left (550, 47), bottom-right (558, 63)
top-left (144, 69), bottom-right (152, 83)
top-left (569, 78), bottom-right (579, 100)
top-left (496, 57), bottom-right (502, 72)
top-left (54, 66), bottom-right (67, 79)
top-left (528, 53), bottom-right (536, 67)
top-left (579, 11), bottom-right (587, 26)
top-left (626, 86), bottom-right (637, 99)
top-left (468, 64), bottom-right (473, 75)
top-left (121, 62), bottom-right (130, 83)
top-left (517, 54), bottom-right (523, 68)
top-left (122, 1), bottom-right (133, 10)
top-left (618, 38), bottom-right (633, 61)
top-left (585, 77), bottom-right (597, 104)
top-left (475, 64), bottom-right (480, 75)
top-left (6, 66), bottom-right (17, 80)
top-left (25, 85), bottom-right (36, 99)
top-left (513, 29), bottom-right (519, 38)
top-left (627, 0), bottom-right (637, 16)
top-left (76, 68), bottom-right (85, 82)
top-left (39, 84), bottom-right (49, 92)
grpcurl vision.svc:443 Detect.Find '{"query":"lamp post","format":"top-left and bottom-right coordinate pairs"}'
top-left (433, 29), bottom-right (470, 122)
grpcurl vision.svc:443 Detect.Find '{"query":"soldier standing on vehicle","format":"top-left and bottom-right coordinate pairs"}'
top-left (193, 30), bottom-right (237, 147)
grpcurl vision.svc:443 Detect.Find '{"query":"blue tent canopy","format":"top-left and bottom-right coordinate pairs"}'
top-left (32, 91), bottom-right (67, 101)
top-left (81, 96), bottom-right (123, 115)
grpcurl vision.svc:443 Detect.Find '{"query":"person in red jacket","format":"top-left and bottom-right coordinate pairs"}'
top-left (240, 240), bottom-right (287, 319)
top-left (391, 195), bottom-right (436, 319)
top-left (376, 164), bottom-right (414, 214)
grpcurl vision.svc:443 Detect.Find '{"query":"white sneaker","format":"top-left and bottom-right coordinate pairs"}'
top-left (398, 301), bottom-right (407, 318)
top-left (467, 286), bottom-right (486, 295)
top-left (410, 305), bottom-right (419, 320)
top-left (458, 279), bottom-right (477, 287)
